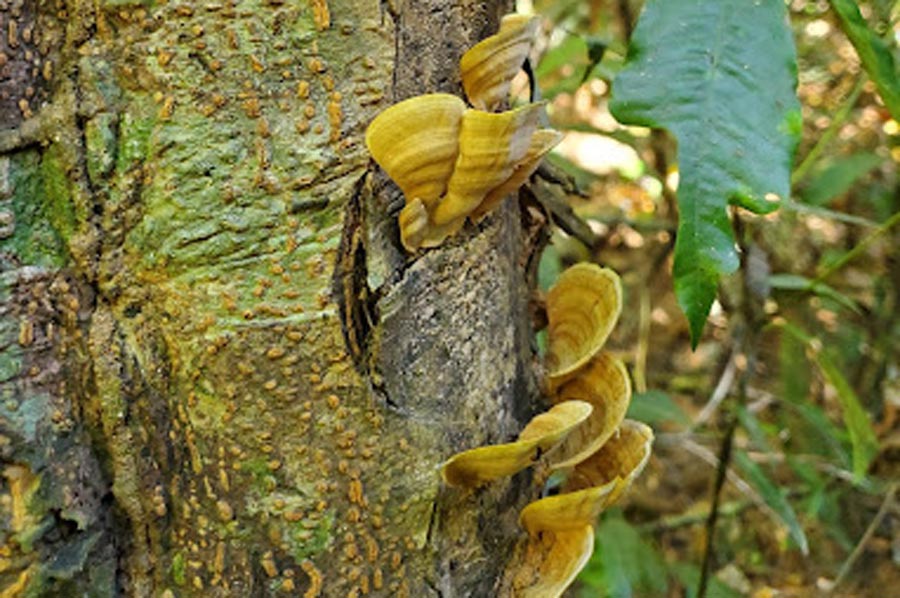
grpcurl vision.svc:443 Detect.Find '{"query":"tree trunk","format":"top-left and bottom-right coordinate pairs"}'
top-left (1, 0), bottom-right (543, 596)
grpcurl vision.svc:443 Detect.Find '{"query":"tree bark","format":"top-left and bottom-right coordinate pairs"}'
top-left (0, 1), bottom-right (541, 596)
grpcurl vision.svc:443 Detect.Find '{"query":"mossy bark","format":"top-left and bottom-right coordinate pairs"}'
top-left (0, 1), bottom-right (542, 596)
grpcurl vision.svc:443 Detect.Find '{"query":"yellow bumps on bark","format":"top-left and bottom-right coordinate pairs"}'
top-left (511, 525), bottom-right (593, 598)
top-left (545, 264), bottom-right (623, 384)
top-left (441, 400), bottom-right (592, 488)
top-left (547, 352), bottom-right (631, 470)
top-left (460, 14), bottom-right (541, 111)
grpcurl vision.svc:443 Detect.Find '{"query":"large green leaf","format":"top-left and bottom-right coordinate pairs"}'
top-left (829, 0), bottom-right (900, 120)
top-left (610, 0), bottom-right (801, 346)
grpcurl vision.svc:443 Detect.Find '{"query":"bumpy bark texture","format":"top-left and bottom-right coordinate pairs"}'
top-left (0, 0), bottom-right (542, 596)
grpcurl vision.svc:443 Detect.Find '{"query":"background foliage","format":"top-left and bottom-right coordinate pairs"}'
top-left (523, 0), bottom-right (900, 595)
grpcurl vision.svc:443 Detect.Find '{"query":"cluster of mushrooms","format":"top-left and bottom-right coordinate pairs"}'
top-left (366, 15), bottom-right (562, 252)
top-left (365, 14), bottom-right (653, 598)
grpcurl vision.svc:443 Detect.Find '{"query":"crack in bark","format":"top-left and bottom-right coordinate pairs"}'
top-left (334, 170), bottom-right (378, 375)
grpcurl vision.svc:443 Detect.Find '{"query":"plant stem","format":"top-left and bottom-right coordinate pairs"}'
top-left (825, 483), bottom-right (898, 594)
top-left (791, 75), bottom-right (866, 187)
top-left (697, 416), bottom-right (737, 598)
top-left (816, 209), bottom-right (900, 281)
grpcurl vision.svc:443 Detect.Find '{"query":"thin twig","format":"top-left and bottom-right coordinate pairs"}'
top-left (640, 498), bottom-right (754, 533)
top-left (781, 197), bottom-right (878, 228)
top-left (697, 417), bottom-right (737, 598)
top-left (634, 284), bottom-right (651, 393)
top-left (672, 437), bottom-right (773, 520)
top-left (694, 348), bottom-right (739, 429)
top-left (824, 483), bottom-right (898, 594)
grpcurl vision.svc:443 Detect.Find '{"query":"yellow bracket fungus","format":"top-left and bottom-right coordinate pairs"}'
top-left (460, 14), bottom-right (541, 111)
top-left (431, 102), bottom-right (547, 226)
top-left (545, 263), bottom-right (623, 383)
top-left (364, 93), bottom-right (466, 212)
top-left (519, 420), bottom-right (654, 535)
top-left (441, 400), bottom-right (592, 488)
top-left (546, 352), bottom-right (631, 471)
top-left (512, 421), bottom-right (653, 597)
top-left (510, 525), bottom-right (594, 598)
top-left (365, 13), bottom-right (560, 252)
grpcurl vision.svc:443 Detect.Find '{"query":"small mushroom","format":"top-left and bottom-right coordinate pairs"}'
top-left (545, 264), bottom-right (623, 384)
top-left (398, 198), bottom-right (465, 252)
top-left (441, 400), bottom-right (593, 488)
top-left (460, 14), bottom-right (541, 111)
top-left (364, 93), bottom-right (466, 210)
top-left (546, 352), bottom-right (631, 471)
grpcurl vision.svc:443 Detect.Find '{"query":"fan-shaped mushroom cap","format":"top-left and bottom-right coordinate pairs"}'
top-left (365, 93), bottom-right (466, 210)
top-left (567, 419), bottom-right (654, 504)
top-left (460, 14), bottom-right (541, 111)
top-left (432, 103), bottom-right (546, 226)
top-left (398, 198), bottom-right (466, 252)
top-left (510, 525), bottom-right (594, 598)
top-left (546, 264), bottom-right (623, 383)
top-left (441, 400), bottom-right (592, 488)
top-left (470, 129), bottom-right (562, 222)
top-left (547, 352), bottom-right (631, 470)
top-left (519, 420), bottom-right (653, 533)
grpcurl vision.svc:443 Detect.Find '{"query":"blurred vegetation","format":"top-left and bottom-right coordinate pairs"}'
top-left (523, 0), bottom-right (900, 596)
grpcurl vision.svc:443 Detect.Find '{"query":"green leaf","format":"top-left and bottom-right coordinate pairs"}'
top-left (829, 0), bottom-right (900, 120)
top-left (537, 244), bottom-right (563, 292)
top-left (627, 390), bottom-right (691, 428)
top-left (736, 406), bottom-right (771, 452)
top-left (610, 0), bottom-right (800, 346)
top-left (802, 153), bottom-right (883, 206)
top-left (582, 511), bottom-right (669, 597)
top-left (669, 562), bottom-right (743, 598)
top-left (732, 450), bottom-right (809, 555)
top-left (768, 273), bottom-right (861, 314)
top-left (778, 322), bottom-right (879, 480)
top-left (813, 349), bottom-right (880, 480)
